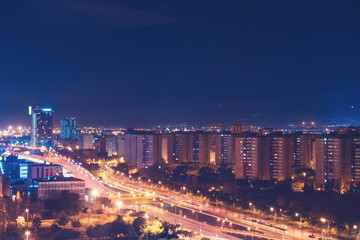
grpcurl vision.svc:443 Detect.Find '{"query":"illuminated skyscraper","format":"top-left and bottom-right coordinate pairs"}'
top-left (29, 106), bottom-right (54, 148)
top-left (60, 117), bottom-right (79, 139)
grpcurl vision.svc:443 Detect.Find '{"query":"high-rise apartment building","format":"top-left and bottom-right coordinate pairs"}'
top-left (351, 136), bottom-right (360, 185)
top-left (315, 136), bottom-right (352, 190)
top-left (117, 135), bottom-right (125, 157)
top-left (231, 124), bottom-right (245, 134)
top-left (124, 133), bottom-right (162, 169)
top-left (79, 134), bottom-right (94, 150)
top-left (198, 133), bottom-right (213, 166)
top-left (215, 133), bottom-right (235, 165)
top-left (161, 136), bottom-right (168, 164)
top-left (60, 117), bottom-right (79, 139)
top-left (292, 133), bottom-right (315, 170)
top-left (164, 133), bottom-right (190, 164)
top-left (100, 135), bottom-right (118, 157)
top-left (269, 134), bottom-right (294, 180)
top-left (119, 129), bottom-right (360, 189)
top-left (257, 135), bottom-right (271, 180)
top-left (162, 132), bottom-right (212, 166)
top-left (29, 106), bottom-right (54, 148)
top-left (235, 134), bottom-right (259, 180)
top-left (124, 134), bottom-right (138, 167)
top-left (234, 133), bottom-right (295, 181)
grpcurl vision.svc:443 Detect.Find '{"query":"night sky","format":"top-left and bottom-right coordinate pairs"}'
top-left (1, 1), bottom-right (360, 128)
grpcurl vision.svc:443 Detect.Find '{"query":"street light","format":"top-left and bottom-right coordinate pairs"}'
top-left (116, 201), bottom-right (123, 215)
top-left (183, 186), bottom-right (188, 195)
top-left (25, 231), bottom-right (30, 240)
top-left (145, 214), bottom-right (149, 240)
top-left (270, 207), bottom-right (277, 222)
top-left (25, 209), bottom-right (29, 230)
top-left (91, 189), bottom-right (99, 198)
top-left (321, 218), bottom-right (330, 239)
top-left (354, 225), bottom-right (359, 240)
top-left (295, 213), bottom-right (303, 240)
top-left (249, 202), bottom-right (255, 212)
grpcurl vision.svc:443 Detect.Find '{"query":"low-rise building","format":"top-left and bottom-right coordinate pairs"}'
top-left (37, 177), bottom-right (85, 200)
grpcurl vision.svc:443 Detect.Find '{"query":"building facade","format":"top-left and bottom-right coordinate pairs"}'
top-left (100, 135), bottom-right (117, 157)
top-left (37, 178), bottom-right (85, 200)
top-left (60, 117), bottom-right (79, 139)
top-left (29, 106), bottom-right (54, 148)
top-left (235, 134), bottom-right (259, 180)
top-left (124, 133), bottom-right (162, 169)
top-left (315, 136), bottom-right (352, 191)
top-left (215, 133), bottom-right (235, 165)
top-left (79, 134), bottom-right (94, 150)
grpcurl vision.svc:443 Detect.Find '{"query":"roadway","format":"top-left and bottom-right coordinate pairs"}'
top-left (14, 151), bottom-right (312, 240)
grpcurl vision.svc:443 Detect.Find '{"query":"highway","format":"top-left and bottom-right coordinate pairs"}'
top-left (13, 151), bottom-right (316, 239)
top-left (101, 165), bottom-right (327, 240)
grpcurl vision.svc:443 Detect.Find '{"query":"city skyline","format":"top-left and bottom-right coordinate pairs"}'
top-left (2, 2), bottom-right (360, 239)
top-left (1, 105), bottom-right (360, 130)
top-left (1, 1), bottom-right (360, 127)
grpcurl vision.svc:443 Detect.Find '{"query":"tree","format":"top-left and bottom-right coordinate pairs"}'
top-left (95, 197), bottom-right (112, 207)
top-left (4, 196), bottom-right (21, 223)
top-left (275, 179), bottom-right (293, 193)
top-left (112, 163), bottom-right (130, 175)
top-left (142, 219), bottom-right (163, 239)
top-left (198, 167), bottom-right (218, 186)
top-left (44, 191), bottom-right (86, 215)
top-left (217, 164), bottom-right (235, 184)
top-left (32, 217), bottom-right (41, 229)
top-left (303, 183), bottom-right (314, 193)
top-left (158, 221), bottom-right (182, 239)
top-left (58, 215), bottom-right (70, 226)
top-left (16, 216), bottom-right (26, 229)
top-left (71, 219), bottom-right (81, 228)
top-left (131, 217), bottom-right (146, 238)
top-left (50, 224), bottom-right (62, 233)
top-left (172, 165), bottom-right (188, 182)
top-left (54, 229), bottom-right (80, 240)
top-left (86, 216), bottom-right (129, 238)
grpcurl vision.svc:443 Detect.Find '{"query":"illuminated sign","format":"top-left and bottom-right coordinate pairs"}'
top-left (29, 106), bottom-right (32, 115)
top-left (20, 165), bottom-right (28, 179)
top-left (42, 108), bottom-right (52, 112)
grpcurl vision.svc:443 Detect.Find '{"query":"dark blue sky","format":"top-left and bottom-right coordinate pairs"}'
top-left (1, 0), bottom-right (360, 128)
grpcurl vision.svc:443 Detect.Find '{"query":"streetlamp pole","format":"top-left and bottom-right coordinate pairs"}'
top-left (145, 214), bottom-right (149, 240)
top-left (270, 207), bottom-right (277, 223)
top-left (296, 212), bottom-right (303, 240)
top-left (321, 218), bottom-right (328, 239)
top-left (25, 231), bottom-right (30, 240)
top-left (354, 225), bottom-right (360, 240)
top-left (25, 209), bottom-right (29, 230)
